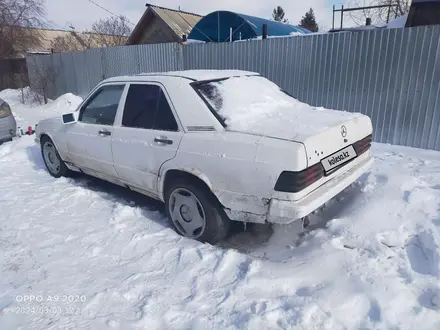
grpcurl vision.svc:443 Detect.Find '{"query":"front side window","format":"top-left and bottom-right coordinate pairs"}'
top-left (122, 84), bottom-right (178, 132)
top-left (80, 85), bottom-right (124, 125)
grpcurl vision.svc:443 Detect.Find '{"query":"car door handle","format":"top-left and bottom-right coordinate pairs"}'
top-left (154, 137), bottom-right (173, 145)
top-left (98, 130), bottom-right (111, 136)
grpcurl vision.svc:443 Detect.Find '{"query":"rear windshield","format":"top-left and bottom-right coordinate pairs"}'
top-left (193, 75), bottom-right (298, 127)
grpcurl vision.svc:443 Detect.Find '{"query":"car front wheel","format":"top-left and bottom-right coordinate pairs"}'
top-left (41, 136), bottom-right (69, 178)
top-left (165, 179), bottom-right (230, 244)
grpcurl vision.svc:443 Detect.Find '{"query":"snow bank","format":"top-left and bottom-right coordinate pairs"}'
top-left (37, 93), bottom-right (82, 116)
top-left (0, 88), bottom-right (82, 126)
top-left (198, 75), bottom-right (361, 139)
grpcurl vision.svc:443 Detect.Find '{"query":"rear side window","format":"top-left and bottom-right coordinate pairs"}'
top-left (122, 84), bottom-right (178, 131)
top-left (154, 90), bottom-right (178, 131)
top-left (122, 84), bottom-right (159, 129)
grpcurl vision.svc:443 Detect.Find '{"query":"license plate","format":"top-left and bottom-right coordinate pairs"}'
top-left (321, 145), bottom-right (357, 172)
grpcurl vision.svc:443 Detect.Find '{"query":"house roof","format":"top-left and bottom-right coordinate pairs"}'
top-left (7, 26), bottom-right (125, 55)
top-left (188, 11), bottom-right (310, 43)
top-left (127, 3), bottom-right (202, 44)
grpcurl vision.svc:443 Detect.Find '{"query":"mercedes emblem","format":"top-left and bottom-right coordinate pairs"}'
top-left (341, 125), bottom-right (347, 138)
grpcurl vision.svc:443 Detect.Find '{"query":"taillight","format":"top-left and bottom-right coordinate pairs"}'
top-left (275, 135), bottom-right (372, 193)
top-left (274, 163), bottom-right (324, 193)
top-left (354, 134), bottom-right (372, 155)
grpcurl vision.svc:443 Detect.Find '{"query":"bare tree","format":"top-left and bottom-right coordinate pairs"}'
top-left (347, 0), bottom-right (411, 26)
top-left (51, 16), bottom-right (131, 53)
top-left (28, 55), bottom-right (58, 104)
top-left (51, 34), bottom-right (84, 53)
top-left (0, 0), bottom-right (46, 58)
top-left (90, 16), bottom-right (131, 46)
top-left (50, 31), bottom-right (95, 52)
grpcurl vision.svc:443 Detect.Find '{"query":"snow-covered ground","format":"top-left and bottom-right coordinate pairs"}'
top-left (0, 88), bottom-right (82, 129)
top-left (1, 89), bottom-right (440, 329)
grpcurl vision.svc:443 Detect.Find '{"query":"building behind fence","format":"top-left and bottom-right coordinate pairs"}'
top-left (0, 58), bottom-right (29, 90)
top-left (26, 25), bottom-right (440, 151)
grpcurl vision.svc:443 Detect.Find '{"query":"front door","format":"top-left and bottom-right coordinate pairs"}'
top-left (111, 83), bottom-right (184, 194)
top-left (65, 84), bottom-right (126, 181)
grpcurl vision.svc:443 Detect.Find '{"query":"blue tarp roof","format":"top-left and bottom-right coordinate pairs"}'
top-left (188, 11), bottom-right (310, 42)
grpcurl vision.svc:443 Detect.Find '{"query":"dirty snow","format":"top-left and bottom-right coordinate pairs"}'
top-left (0, 89), bottom-right (440, 329)
top-left (197, 75), bottom-right (363, 140)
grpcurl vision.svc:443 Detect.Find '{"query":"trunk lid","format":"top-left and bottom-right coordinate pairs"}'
top-left (299, 114), bottom-right (372, 167)
top-left (228, 106), bottom-right (373, 167)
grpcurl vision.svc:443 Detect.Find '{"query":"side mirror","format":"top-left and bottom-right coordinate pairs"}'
top-left (62, 113), bottom-right (76, 124)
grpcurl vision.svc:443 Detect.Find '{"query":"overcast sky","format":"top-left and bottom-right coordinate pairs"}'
top-left (44, 0), bottom-right (345, 33)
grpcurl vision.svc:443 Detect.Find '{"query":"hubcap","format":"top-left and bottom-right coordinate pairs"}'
top-left (169, 188), bottom-right (206, 238)
top-left (43, 142), bottom-right (61, 174)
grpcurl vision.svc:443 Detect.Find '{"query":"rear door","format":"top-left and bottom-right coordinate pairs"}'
top-left (65, 83), bottom-right (126, 181)
top-left (111, 82), bottom-right (184, 195)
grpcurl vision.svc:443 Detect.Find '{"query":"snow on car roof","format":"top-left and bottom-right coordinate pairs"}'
top-left (161, 70), bottom-right (259, 81)
top-left (104, 70), bottom-right (259, 83)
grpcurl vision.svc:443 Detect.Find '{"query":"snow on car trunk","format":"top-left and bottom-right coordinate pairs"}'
top-left (197, 76), bottom-right (372, 165)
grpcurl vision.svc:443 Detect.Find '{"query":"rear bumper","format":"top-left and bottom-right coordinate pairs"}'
top-left (0, 115), bottom-right (16, 142)
top-left (267, 153), bottom-right (373, 224)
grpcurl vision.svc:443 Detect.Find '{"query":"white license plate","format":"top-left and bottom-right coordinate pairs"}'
top-left (321, 145), bottom-right (357, 172)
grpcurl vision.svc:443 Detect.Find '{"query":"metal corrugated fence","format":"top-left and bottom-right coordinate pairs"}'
top-left (26, 25), bottom-right (440, 150)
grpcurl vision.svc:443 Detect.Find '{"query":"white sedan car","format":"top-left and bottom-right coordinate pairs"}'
top-left (35, 70), bottom-right (373, 244)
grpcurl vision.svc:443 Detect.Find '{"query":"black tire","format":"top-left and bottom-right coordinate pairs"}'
top-left (164, 178), bottom-right (230, 244)
top-left (40, 136), bottom-right (70, 178)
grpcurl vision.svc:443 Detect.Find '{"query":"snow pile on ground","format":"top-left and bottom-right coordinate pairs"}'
top-left (1, 91), bottom-right (440, 329)
top-left (0, 88), bottom-right (82, 127)
top-left (199, 75), bottom-right (362, 139)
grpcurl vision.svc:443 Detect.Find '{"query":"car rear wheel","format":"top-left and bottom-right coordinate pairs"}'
top-left (165, 179), bottom-right (230, 244)
top-left (41, 136), bottom-right (69, 178)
